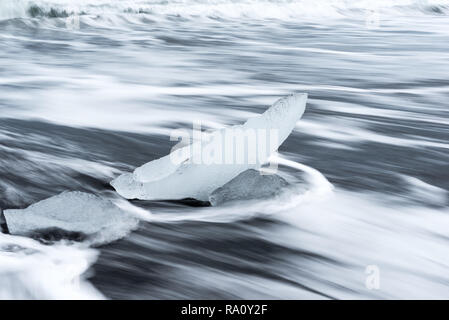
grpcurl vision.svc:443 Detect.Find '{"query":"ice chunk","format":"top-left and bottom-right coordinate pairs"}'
top-left (3, 191), bottom-right (138, 242)
top-left (111, 93), bottom-right (307, 201)
top-left (209, 169), bottom-right (289, 206)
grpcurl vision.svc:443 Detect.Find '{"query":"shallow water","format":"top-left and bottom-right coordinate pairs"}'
top-left (1, 0), bottom-right (449, 299)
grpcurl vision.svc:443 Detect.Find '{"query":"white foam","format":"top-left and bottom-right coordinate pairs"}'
top-left (274, 188), bottom-right (449, 299)
top-left (0, 233), bottom-right (103, 299)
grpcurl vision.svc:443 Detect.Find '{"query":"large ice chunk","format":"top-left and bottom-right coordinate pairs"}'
top-left (209, 169), bottom-right (289, 206)
top-left (111, 93), bottom-right (307, 201)
top-left (2, 191), bottom-right (137, 241)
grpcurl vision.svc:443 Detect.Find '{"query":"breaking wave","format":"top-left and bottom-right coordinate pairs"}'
top-left (1, 0), bottom-right (448, 22)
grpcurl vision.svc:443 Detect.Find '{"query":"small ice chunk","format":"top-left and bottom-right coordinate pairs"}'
top-left (3, 191), bottom-right (136, 240)
top-left (111, 93), bottom-right (307, 201)
top-left (209, 169), bottom-right (289, 206)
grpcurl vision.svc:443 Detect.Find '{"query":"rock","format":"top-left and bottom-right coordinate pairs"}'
top-left (209, 169), bottom-right (289, 206)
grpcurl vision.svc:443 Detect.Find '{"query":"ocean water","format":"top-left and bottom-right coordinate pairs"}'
top-left (1, 0), bottom-right (449, 299)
